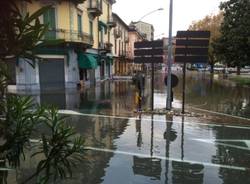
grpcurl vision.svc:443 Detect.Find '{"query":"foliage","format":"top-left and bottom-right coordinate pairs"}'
top-left (0, 96), bottom-right (44, 167)
top-left (21, 108), bottom-right (84, 184)
top-left (0, 97), bottom-right (85, 184)
top-left (0, 0), bottom-right (52, 66)
top-left (0, 1), bottom-right (85, 183)
top-left (189, 12), bottom-right (224, 73)
top-left (213, 0), bottom-right (250, 74)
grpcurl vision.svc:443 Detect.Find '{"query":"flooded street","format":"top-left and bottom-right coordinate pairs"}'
top-left (8, 71), bottom-right (250, 184)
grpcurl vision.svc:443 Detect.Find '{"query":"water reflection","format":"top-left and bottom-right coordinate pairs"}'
top-left (212, 125), bottom-right (250, 184)
top-left (171, 161), bottom-right (204, 184)
top-left (173, 72), bottom-right (250, 118)
top-left (17, 71), bottom-right (250, 119)
top-left (133, 156), bottom-right (162, 181)
top-left (4, 112), bottom-right (250, 183)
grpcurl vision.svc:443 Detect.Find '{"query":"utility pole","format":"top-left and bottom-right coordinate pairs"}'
top-left (166, 0), bottom-right (173, 110)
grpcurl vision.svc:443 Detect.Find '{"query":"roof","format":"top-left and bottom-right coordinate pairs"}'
top-left (112, 13), bottom-right (129, 30)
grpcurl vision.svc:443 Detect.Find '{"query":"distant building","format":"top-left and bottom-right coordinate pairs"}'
top-left (112, 13), bottom-right (130, 75)
top-left (128, 25), bottom-right (145, 72)
top-left (130, 21), bottom-right (154, 41)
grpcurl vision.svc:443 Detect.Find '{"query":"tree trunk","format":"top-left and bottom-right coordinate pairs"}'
top-left (237, 66), bottom-right (241, 75)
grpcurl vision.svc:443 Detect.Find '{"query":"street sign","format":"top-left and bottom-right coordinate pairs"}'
top-left (134, 56), bottom-right (164, 63)
top-left (175, 31), bottom-right (210, 64)
top-left (134, 40), bottom-right (163, 48)
top-left (134, 40), bottom-right (166, 64)
top-left (174, 30), bottom-right (211, 114)
top-left (134, 39), bottom-right (167, 111)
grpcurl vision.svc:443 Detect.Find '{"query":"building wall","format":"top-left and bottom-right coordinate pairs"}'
top-left (134, 21), bottom-right (154, 41)
top-left (13, 0), bottom-right (116, 91)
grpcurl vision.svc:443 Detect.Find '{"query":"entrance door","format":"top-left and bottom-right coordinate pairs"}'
top-left (39, 59), bottom-right (65, 91)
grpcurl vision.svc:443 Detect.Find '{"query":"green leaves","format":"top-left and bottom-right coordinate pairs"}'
top-left (24, 107), bottom-right (85, 183)
top-left (0, 96), bottom-right (85, 184)
top-left (214, 0), bottom-right (250, 69)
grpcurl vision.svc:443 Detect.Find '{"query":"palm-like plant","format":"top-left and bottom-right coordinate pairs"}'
top-left (23, 108), bottom-right (85, 183)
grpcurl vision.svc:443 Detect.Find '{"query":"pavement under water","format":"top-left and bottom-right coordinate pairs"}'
top-left (6, 71), bottom-right (250, 184)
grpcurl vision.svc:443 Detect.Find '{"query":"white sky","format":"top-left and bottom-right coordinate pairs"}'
top-left (113, 0), bottom-right (224, 38)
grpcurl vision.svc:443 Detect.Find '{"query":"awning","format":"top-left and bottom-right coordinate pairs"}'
top-left (78, 52), bottom-right (98, 69)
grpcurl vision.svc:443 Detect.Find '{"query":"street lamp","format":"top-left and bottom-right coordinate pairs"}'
top-left (138, 8), bottom-right (164, 21)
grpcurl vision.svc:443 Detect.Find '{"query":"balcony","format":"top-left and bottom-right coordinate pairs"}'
top-left (44, 29), bottom-right (93, 46)
top-left (40, 0), bottom-right (87, 5)
top-left (124, 36), bottom-right (129, 43)
top-left (99, 42), bottom-right (113, 53)
top-left (88, 0), bottom-right (102, 17)
top-left (107, 17), bottom-right (117, 28)
top-left (114, 29), bottom-right (122, 38)
top-left (118, 50), bottom-right (130, 59)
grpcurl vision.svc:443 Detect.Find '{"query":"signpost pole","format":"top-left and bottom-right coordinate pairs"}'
top-left (166, 0), bottom-right (173, 110)
top-left (182, 62), bottom-right (186, 114)
top-left (151, 61), bottom-right (154, 111)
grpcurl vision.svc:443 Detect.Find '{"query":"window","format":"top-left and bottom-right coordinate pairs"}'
top-left (115, 39), bottom-right (117, 54)
top-left (43, 8), bottom-right (56, 39)
top-left (77, 14), bottom-right (82, 33)
top-left (89, 20), bottom-right (93, 37)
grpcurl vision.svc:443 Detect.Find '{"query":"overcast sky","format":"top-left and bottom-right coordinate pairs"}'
top-left (113, 0), bottom-right (225, 38)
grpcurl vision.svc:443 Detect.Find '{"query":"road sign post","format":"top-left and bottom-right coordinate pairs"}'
top-left (166, 0), bottom-right (173, 110)
top-left (175, 31), bottom-right (210, 114)
top-left (134, 40), bottom-right (165, 111)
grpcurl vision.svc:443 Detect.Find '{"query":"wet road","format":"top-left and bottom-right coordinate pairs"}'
top-left (8, 71), bottom-right (250, 184)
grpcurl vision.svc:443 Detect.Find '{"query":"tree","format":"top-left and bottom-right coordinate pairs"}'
top-left (189, 12), bottom-right (224, 73)
top-left (214, 0), bottom-right (250, 75)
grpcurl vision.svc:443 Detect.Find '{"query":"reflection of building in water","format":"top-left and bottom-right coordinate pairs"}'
top-left (13, 114), bottom-right (130, 183)
top-left (111, 81), bottom-right (135, 115)
top-left (132, 156), bottom-right (162, 180)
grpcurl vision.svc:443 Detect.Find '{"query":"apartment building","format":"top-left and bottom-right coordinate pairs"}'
top-left (127, 25), bottom-right (145, 72)
top-left (112, 13), bottom-right (130, 75)
top-left (130, 21), bottom-right (154, 41)
top-left (13, 0), bottom-right (115, 91)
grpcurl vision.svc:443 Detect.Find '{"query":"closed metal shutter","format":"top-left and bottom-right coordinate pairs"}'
top-left (39, 59), bottom-right (65, 91)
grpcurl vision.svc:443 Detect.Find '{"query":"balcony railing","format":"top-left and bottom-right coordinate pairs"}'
top-left (114, 29), bottom-right (122, 38)
top-left (124, 36), bottom-right (129, 43)
top-left (40, 0), bottom-right (87, 5)
top-left (88, 0), bottom-right (102, 17)
top-left (99, 42), bottom-right (113, 53)
top-left (107, 17), bottom-right (117, 28)
top-left (44, 29), bottom-right (93, 45)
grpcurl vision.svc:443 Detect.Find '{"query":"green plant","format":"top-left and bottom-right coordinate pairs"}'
top-left (0, 1), bottom-right (85, 183)
top-left (23, 108), bottom-right (84, 183)
top-left (0, 96), bottom-right (44, 184)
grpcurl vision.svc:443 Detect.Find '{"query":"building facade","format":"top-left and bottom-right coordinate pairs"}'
top-left (127, 25), bottom-right (145, 73)
top-left (12, 0), bottom-right (116, 92)
top-left (111, 13), bottom-right (130, 76)
top-left (130, 21), bottom-right (154, 41)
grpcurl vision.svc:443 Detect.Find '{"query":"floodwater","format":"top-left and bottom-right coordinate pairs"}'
top-left (5, 71), bottom-right (250, 184)
top-left (30, 71), bottom-right (250, 119)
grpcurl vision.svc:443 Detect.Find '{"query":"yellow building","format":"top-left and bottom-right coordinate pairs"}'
top-left (14, 0), bottom-right (115, 92)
